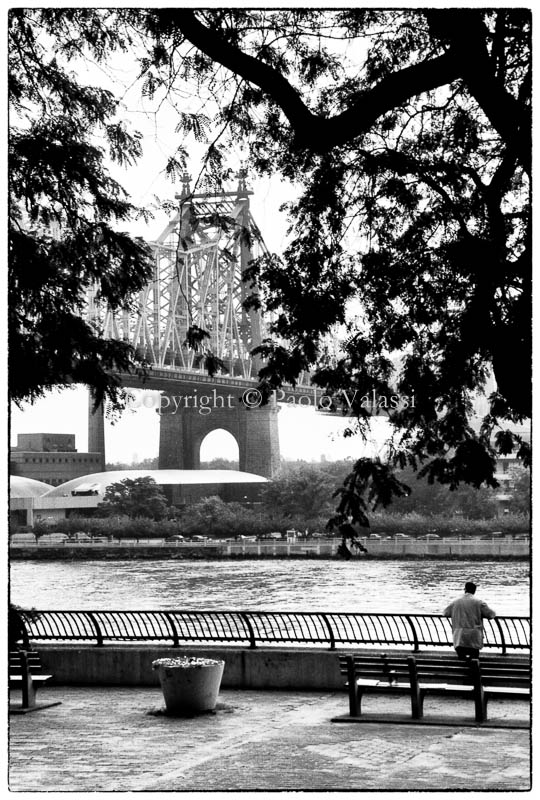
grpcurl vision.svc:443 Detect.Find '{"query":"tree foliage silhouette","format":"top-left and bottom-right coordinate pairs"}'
top-left (146, 8), bottom-right (531, 526)
top-left (9, 9), bottom-right (531, 523)
top-left (9, 10), bottom-right (153, 410)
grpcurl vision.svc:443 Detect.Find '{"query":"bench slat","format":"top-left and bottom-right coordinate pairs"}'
top-left (347, 670), bottom-right (410, 679)
top-left (354, 679), bottom-right (411, 688)
top-left (485, 686), bottom-right (530, 696)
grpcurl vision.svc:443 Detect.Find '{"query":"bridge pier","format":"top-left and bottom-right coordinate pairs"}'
top-left (88, 394), bottom-right (106, 472)
top-left (158, 391), bottom-right (280, 478)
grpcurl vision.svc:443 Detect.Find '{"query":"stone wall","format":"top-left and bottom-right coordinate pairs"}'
top-left (35, 644), bottom-right (531, 690)
top-left (39, 645), bottom-right (345, 689)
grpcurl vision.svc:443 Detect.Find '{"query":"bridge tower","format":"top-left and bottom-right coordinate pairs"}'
top-left (87, 173), bottom-right (280, 477)
top-left (158, 390), bottom-right (280, 476)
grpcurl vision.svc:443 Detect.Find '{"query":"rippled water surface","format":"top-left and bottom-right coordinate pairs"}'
top-left (10, 559), bottom-right (529, 616)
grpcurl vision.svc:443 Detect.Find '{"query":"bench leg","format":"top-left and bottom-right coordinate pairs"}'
top-left (346, 658), bottom-right (363, 716)
top-left (411, 688), bottom-right (424, 719)
top-left (407, 657), bottom-right (423, 719)
top-left (470, 659), bottom-right (487, 723)
top-left (21, 675), bottom-right (37, 709)
top-left (349, 684), bottom-right (363, 716)
top-left (474, 692), bottom-right (487, 723)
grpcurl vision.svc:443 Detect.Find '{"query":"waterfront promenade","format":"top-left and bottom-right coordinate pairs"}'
top-left (9, 685), bottom-right (530, 792)
top-left (9, 535), bottom-right (529, 560)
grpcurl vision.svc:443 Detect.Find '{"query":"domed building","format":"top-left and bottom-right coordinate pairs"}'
top-left (10, 476), bottom-right (51, 527)
top-left (10, 475), bottom-right (52, 498)
top-left (10, 469), bottom-right (269, 527)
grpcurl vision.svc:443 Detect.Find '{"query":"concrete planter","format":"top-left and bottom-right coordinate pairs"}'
top-left (152, 657), bottom-right (224, 715)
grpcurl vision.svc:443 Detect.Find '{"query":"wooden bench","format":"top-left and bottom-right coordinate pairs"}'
top-left (339, 653), bottom-right (413, 716)
top-left (411, 655), bottom-right (530, 723)
top-left (9, 650), bottom-right (61, 714)
top-left (335, 653), bottom-right (530, 726)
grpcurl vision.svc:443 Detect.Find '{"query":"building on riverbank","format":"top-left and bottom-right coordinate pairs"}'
top-left (9, 469), bottom-right (268, 526)
top-left (9, 476), bottom-right (52, 526)
top-left (10, 432), bottom-right (103, 487)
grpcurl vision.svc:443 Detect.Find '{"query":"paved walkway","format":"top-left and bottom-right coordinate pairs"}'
top-left (8, 687), bottom-right (530, 792)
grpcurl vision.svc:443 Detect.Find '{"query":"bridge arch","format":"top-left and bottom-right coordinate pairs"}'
top-left (158, 389), bottom-right (280, 477)
top-left (199, 428), bottom-right (239, 468)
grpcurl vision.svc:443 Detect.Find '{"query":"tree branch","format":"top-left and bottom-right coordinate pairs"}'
top-left (172, 10), bottom-right (462, 151)
top-left (426, 10), bottom-right (531, 174)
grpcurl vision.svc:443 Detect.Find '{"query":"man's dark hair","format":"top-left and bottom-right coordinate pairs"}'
top-left (465, 581), bottom-right (477, 594)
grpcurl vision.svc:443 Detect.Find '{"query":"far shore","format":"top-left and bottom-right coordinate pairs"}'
top-left (9, 538), bottom-right (529, 562)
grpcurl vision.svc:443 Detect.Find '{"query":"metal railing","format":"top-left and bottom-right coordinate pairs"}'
top-left (13, 609), bottom-right (529, 655)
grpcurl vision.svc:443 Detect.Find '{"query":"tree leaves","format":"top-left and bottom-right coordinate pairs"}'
top-left (9, 8), bottom-right (531, 515)
top-left (98, 477), bottom-right (169, 520)
top-left (183, 325), bottom-right (210, 351)
top-left (330, 458), bottom-right (412, 530)
top-left (9, 9), bottom-right (154, 409)
top-left (260, 464), bottom-right (336, 520)
top-left (184, 326), bottom-right (226, 377)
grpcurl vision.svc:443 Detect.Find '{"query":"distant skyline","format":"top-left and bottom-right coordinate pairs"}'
top-left (10, 385), bottom-right (390, 467)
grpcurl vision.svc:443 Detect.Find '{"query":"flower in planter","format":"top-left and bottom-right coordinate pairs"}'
top-left (152, 657), bottom-right (222, 670)
top-left (152, 655), bottom-right (225, 715)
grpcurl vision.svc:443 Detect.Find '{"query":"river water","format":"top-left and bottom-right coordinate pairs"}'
top-left (10, 558), bottom-right (530, 616)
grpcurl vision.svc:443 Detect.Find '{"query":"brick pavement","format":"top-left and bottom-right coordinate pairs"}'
top-left (8, 687), bottom-right (531, 792)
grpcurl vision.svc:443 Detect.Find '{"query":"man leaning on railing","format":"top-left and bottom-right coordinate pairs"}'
top-left (443, 581), bottom-right (497, 660)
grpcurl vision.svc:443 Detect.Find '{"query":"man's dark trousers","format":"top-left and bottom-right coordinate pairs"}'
top-left (456, 646), bottom-right (480, 660)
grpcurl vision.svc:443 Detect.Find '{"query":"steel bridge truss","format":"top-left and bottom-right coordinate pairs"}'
top-left (87, 176), bottom-right (267, 380)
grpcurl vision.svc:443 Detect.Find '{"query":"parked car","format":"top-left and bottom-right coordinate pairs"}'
top-left (418, 533), bottom-right (441, 540)
top-left (368, 533), bottom-right (382, 539)
top-left (166, 535), bottom-right (185, 542)
top-left (393, 533), bottom-right (411, 539)
top-left (69, 532), bottom-right (92, 542)
top-left (38, 533), bottom-right (69, 544)
top-left (10, 533), bottom-right (37, 545)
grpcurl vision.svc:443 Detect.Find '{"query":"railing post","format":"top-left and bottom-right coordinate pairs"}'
top-left (321, 614), bottom-right (336, 650)
top-left (163, 612), bottom-right (180, 647)
top-left (404, 615), bottom-right (420, 652)
top-left (86, 612), bottom-right (104, 647)
top-left (493, 618), bottom-right (507, 655)
top-left (240, 613), bottom-right (257, 648)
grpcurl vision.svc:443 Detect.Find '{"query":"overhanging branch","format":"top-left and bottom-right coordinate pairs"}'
top-left (173, 10), bottom-right (462, 151)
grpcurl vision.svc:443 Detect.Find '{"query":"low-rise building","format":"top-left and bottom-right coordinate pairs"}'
top-left (10, 433), bottom-right (103, 487)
